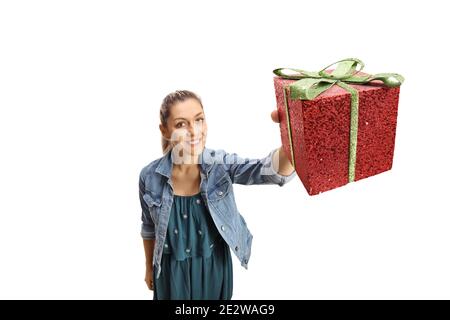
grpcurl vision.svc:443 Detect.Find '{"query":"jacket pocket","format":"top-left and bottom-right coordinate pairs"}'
top-left (143, 192), bottom-right (162, 222)
top-left (208, 176), bottom-right (232, 201)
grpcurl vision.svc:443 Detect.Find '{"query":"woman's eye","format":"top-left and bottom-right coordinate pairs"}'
top-left (175, 122), bottom-right (185, 128)
top-left (196, 118), bottom-right (204, 122)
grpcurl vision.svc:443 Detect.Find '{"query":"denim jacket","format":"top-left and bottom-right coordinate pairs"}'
top-left (139, 146), bottom-right (296, 279)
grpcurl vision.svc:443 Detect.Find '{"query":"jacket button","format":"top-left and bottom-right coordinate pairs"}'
top-left (244, 259), bottom-right (248, 264)
top-left (217, 190), bottom-right (223, 196)
top-left (235, 246), bottom-right (239, 252)
top-left (164, 243), bottom-right (168, 248)
top-left (182, 213), bottom-right (188, 219)
top-left (174, 229), bottom-right (178, 235)
top-left (196, 199), bottom-right (201, 204)
top-left (198, 230), bottom-right (203, 236)
top-left (221, 225), bottom-right (225, 231)
top-left (185, 248), bottom-right (191, 253)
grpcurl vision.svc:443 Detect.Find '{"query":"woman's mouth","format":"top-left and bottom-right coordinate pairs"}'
top-left (185, 138), bottom-right (201, 147)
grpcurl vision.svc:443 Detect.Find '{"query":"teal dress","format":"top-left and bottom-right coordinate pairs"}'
top-left (153, 192), bottom-right (233, 300)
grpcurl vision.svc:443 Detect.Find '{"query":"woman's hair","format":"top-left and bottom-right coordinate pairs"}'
top-left (160, 90), bottom-right (204, 155)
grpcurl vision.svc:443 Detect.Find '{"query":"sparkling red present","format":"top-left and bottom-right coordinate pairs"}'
top-left (273, 60), bottom-right (403, 195)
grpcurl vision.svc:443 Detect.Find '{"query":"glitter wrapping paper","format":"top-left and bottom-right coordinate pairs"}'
top-left (274, 76), bottom-right (401, 196)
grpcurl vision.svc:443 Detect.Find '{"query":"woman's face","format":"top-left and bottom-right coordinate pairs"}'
top-left (160, 98), bottom-right (207, 160)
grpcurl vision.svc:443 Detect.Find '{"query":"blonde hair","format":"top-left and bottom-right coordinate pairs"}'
top-left (160, 90), bottom-right (204, 155)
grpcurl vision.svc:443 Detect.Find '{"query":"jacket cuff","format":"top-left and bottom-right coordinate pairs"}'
top-left (141, 225), bottom-right (156, 240)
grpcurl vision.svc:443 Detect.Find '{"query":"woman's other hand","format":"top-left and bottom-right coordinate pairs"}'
top-left (145, 265), bottom-right (154, 291)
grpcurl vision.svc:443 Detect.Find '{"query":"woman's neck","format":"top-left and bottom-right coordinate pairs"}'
top-left (172, 163), bottom-right (200, 175)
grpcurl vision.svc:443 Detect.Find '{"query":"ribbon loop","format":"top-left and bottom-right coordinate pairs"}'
top-left (367, 73), bottom-right (405, 87)
top-left (273, 68), bottom-right (322, 80)
top-left (290, 78), bottom-right (336, 100)
top-left (318, 58), bottom-right (365, 80)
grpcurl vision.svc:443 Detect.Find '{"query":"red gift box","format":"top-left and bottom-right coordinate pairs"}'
top-left (273, 58), bottom-right (404, 195)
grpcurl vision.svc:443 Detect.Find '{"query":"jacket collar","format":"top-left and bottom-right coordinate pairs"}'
top-left (155, 146), bottom-right (214, 178)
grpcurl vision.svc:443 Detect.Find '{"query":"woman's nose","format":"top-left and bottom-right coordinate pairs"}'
top-left (189, 121), bottom-right (202, 137)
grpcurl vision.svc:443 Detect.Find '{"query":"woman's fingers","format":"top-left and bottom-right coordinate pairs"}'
top-left (271, 110), bottom-right (280, 123)
top-left (145, 278), bottom-right (154, 291)
top-left (145, 270), bottom-right (154, 291)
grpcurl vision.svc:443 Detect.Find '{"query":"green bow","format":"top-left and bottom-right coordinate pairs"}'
top-left (273, 58), bottom-right (404, 183)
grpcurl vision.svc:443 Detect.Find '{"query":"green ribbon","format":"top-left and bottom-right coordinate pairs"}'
top-left (273, 58), bottom-right (404, 183)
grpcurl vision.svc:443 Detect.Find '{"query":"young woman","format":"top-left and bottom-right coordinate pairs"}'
top-left (139, 90), bottom-right (296, 300)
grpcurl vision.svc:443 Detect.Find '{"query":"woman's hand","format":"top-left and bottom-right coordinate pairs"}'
top-left (270, 109), bottom-right (296, 176)
top-left (145, 265), bottom-right (154, 291)
top-left (271, 110), bottom-right (280, 123)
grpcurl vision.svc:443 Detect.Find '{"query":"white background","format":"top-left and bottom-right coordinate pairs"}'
top-left (1, 0), bottom-right (449, 299)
